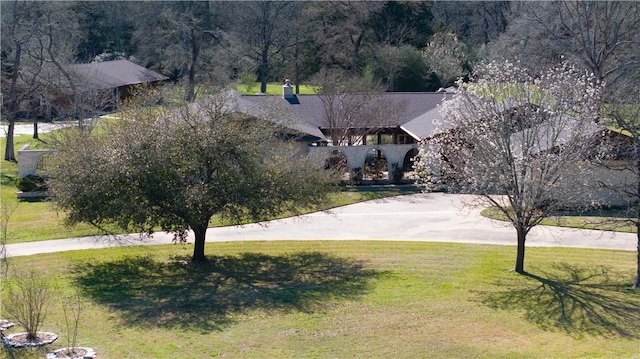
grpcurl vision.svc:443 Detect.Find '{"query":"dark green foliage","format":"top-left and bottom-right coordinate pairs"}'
top-left (71, 1), bottom-right (136, 62)
top-left (15, 174), bottom-right (48, 192)
top-left (48, 91), bottom-right (339, 261)
top-left (391, 163), bottom-right (404, 184)
top-left (371, 1), bottom-right (433, 48)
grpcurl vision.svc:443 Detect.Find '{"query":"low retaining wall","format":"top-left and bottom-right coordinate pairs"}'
top-left (308, 144), bottom-right (418, 176)
top-left (17, 144), bottom-right (56, 178)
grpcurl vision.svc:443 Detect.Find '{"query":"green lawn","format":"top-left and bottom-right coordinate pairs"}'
top-left (1, 131), bottom-right (419, 244)
top-left (481, 207), bottom-right (638, 233)
top-left (232, 82), bottom-right (317, 95)
top-left (1, 241), bottom-right (638, 358)
top-left (3, 124), bottom-right (639, 358)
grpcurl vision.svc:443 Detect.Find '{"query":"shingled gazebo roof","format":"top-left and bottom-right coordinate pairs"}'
top-left (71, 60), bottom-right (168, 90)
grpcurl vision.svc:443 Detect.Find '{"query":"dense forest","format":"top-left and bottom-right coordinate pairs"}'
top-left (2, 1), bottom-right (639, 112)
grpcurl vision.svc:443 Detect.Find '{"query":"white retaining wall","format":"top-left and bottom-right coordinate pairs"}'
top-left (17, 144), bottom-right (56, 177)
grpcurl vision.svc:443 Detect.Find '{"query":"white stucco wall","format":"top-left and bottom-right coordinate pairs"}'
top-left (549, 160), bottom-right (637, 208)
top-left (308, 144), bottom-right (418, 178)
top-left (17, 145), bottom-right (56, 177)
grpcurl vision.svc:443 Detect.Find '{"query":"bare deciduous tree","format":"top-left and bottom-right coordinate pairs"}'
top-left (3, 270), bottom-right (53, 341)
top-left (525, 1), bottom-right (640, 88)
top-left (310, 69), bottom-right (399, 146)
top-left (414, 60), bottom-right (604, 273)
top-left (599, 82), bottom-right (640, 289)
top-left (0, 203), bottom-right (17, 289)
top-left (232, 1), bottom-right (300, 94)
top-left (305, 1), bottom-right (383, 74)
top-left (133, 1), bottom-right (225, 102)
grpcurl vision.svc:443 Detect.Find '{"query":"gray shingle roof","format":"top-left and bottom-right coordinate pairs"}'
top-left (239, 92), bottom-right (453, 141)
top-left (71, 60), bottom-right (168, 90)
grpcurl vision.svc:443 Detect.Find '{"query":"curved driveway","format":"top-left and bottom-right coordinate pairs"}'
top-left (5, 193), bottom-right (636, 257)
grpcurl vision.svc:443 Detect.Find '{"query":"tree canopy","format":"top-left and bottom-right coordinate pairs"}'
top-left (48, 90), bottom-right (339, 261)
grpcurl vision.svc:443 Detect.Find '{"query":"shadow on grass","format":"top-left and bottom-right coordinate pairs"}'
top-left (1, 346), bottom-right (49, 359)
top-left (479, 263), bottom-right (640, 338)
top-left (72, 252), bottom-right (380, 332)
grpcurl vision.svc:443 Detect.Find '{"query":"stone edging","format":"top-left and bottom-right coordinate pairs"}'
top-left (3, 332), bottom-right (58, 347)
top-left (47, 347), bottom-right (97, 359)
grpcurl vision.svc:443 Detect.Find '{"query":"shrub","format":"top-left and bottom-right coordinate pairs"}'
top-left (350, 168), bottom-right (363, 185)
top-left (3, 270), bottom-right (54, 340)
top-left (15, 175), bottom-right (49, 192)
top-left (391, 163), bottom-right (405, 184)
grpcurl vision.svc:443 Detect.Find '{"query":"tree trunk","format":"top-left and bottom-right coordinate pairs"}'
top-left (259, 2), bottom-right (270, 94)
top-left (260, 44), bottom-right (269, 94)
top-left (634, 226), bottom-right (640, 289)
top-left (514, 223), bottom-right (527, 273)
top-left (4, 122), bottom-right (16, 161)
top-left (185, 29), bottom-right (199, 103)
top-left (191, 224), bottom-right (208, 262)
top-left (5, 41), bottom-right (21, 162)
top-left (350, 30), bottom-right (365, 74)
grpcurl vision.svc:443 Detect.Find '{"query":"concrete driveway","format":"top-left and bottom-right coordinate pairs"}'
top-left (5, 193), bottom-right (636, 257)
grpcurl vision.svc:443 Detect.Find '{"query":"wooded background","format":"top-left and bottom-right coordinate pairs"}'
top-left (3, 1), bottom-right (638, 100)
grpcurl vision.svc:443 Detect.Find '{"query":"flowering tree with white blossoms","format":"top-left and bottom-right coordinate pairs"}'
top-left (414, 60), bottom-right (604, 273)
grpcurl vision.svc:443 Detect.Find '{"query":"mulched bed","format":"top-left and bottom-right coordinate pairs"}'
top-left (3, 331), bottom-right (58, 348)
top-left (47, 346), bottom-right (97, 359)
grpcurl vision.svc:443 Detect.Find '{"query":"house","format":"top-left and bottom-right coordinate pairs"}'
top-left (68, 59), bottom-right (168, 113)
top-left (237, 84), bottom-right (455, 182)
top-left (7, 59), bottom-right (168, 121)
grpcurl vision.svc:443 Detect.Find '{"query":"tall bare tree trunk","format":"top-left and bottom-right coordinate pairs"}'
top-left (515, 224), bottom-right (527, 273)
top-left (634, 226), bottom-right (640, 289)
top-left (259, 2), bottom-right (270, 95)
top-left (635, 156), bottom-right (640, 289)
top-left (5, 42), bottom-right (21, 162)
top-left (185, 36), bottom-right (198, 103)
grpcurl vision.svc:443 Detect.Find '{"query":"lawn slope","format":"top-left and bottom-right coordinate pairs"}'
top-left (1, 241), bottom-right (638, 358)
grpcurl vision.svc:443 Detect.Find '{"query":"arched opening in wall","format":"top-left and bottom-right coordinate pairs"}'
top-left (325, 150), bottom-right (348, 171)
top-left (403, 148), bottom-right (419, 171)
top-left (364, 148), bottom-right (388, 182)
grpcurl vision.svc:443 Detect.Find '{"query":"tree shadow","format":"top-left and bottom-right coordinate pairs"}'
top-left (1, 345), bottom-right (50, 359)
top-left (477, 263), bottom-right (640, 338)
top-left (72, 252), bottom-right (381, 332)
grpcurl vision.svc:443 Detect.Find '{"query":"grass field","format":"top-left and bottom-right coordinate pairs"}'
top-left (1, 241), bottom-right (638, 358)
top-left (232, 82), bottom-right (317, 95)
top-left (3, 125), bottom-right (640, 358)
top-left (481, 207), bottom-right (638, 233)
top-left (1, 131), bottom-right (419, 244)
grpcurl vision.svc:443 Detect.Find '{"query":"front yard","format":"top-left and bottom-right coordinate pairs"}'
top-left (1, 241), bottom-right (638, 358)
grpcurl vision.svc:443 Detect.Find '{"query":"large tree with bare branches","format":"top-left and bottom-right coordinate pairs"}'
top-left (310, 69), bottom-right (399, 146)
top-left (599, 81), bottom-right (640, 289)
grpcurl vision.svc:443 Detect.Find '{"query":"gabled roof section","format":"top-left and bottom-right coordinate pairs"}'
top-left (239, 92), bottom-right (453, 141)
top-left (400, 101), bottom-right (448, 141)
top-left (236, 94), bottom-right (328, 142)
top-left (71, 60), bottom-right (168, 90)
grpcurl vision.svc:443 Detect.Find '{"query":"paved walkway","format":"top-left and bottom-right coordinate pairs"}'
top-left (1, 122), bottom-right (72, 137)
top-left (6, 193), bottom-right (636, 258)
